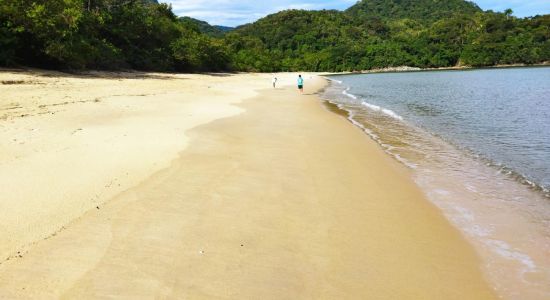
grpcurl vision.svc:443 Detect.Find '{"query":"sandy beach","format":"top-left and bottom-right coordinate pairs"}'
top-left (0, 70), bottom-right (495, 298)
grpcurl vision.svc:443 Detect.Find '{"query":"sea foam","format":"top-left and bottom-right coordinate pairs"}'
top-left (342, 88), bottom-right (357, 99)
top-left (361, 101), bottom-right (404, 121)
top-left (325, 77), bottom-right (343, 84)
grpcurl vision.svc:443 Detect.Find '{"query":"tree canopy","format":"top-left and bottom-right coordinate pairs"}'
top-left (346, 0), bottom-right (482, 22)
top-left (0, 0), bottom-right (230, 71)
top-left (1, 0), bottom-right (548, 72)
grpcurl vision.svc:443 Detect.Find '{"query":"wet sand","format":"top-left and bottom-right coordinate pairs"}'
top-left (0, 71), bottom-right (495, 298)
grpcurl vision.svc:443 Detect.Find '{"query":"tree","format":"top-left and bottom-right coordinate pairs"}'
top-left (504, 8), bottom-right (513, 19)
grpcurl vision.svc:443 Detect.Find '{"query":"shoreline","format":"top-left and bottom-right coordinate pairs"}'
top-left (320, 73), bottom-right (550, 299)
top-left (0, 71), bottom-right (495, 298)
top-left (321, 78), bottom-right (550, 199)
top-left (323, 61), bottom-right (550, 76)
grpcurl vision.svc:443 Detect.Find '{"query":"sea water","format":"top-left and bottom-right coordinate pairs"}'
top-left (323, 67), bottom-right (550, 299)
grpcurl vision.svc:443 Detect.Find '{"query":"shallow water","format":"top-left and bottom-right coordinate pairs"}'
top-left (324, 67), bottom-right (550, 300)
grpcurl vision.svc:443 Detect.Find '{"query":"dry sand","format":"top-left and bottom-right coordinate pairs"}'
top-left (0, 70), bottom-right (495, 298)
top-left (0, 70), bottom-right (272, 260)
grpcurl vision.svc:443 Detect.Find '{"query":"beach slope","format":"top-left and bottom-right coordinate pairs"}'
top-left (0, 71), bottom-right (495, 299)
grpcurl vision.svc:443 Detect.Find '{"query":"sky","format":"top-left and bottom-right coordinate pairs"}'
top-left (162, 0), bottom-right (550, 27)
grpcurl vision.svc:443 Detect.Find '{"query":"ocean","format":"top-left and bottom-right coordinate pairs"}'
top-left (323, 67), bottom-right (550, 299)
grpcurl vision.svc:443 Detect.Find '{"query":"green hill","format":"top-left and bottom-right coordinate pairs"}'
top-left (346, 0), bottom-right (481, 22)
top-left (0, 0), bottom-right (230, 71)
top-left (179, 17), bottom-right (233, 37)
top-left (214, 25), bottom-right (234, 33)
top-left (227, 1), bottom-right (549, 71)
top-left (1, 0), bottom-right (548, 72)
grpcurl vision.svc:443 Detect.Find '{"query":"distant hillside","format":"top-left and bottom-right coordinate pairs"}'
top-left (346, 0), bottom-right (481, 21)
top-left (179, 17), bottom-right (234, 37)
top-left (214, 25), bottom-right (234, 33)
top-left (228, 0), bottom-right (549, 71)
top-left (235, 10), bottom-right (349, 50)
top-left (1, 0), bottom-right (548, 72)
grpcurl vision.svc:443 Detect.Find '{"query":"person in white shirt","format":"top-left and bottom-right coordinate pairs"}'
top-left (272, 76), bottom-right (278, 88)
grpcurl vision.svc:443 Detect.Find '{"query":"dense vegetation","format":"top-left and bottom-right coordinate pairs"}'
top-left (0, 0), bottom-right (230, 71)
top-left (231, 1), bottom-right (550, 71)
top-left (179, 17), bottom-right (233, 38)
top-left (1, 0), bottom-right (549, 72)
top-left (346, 0), bottom-right (482, 22)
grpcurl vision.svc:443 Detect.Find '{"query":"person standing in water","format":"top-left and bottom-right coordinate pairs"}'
top-left (272, 76), bottom-right (277, 88)
top-left (297, 75), bottom-right (304, 93)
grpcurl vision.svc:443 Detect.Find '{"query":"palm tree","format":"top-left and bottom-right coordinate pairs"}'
top-left (504, 8), bottom-right (513, 19)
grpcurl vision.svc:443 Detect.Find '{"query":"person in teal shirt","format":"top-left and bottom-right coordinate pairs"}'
top-left (297, 75), bottom-right (304, 93)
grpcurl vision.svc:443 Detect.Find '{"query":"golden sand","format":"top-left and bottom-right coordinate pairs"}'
top-left (0, 71), bottom-right (495, 299)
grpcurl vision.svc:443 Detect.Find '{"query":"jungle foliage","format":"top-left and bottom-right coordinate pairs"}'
top-left (230, 1), bottom-right (550, 71)
top-left (1, 0), bottom-right (548, 72)
top-left (0, 0), bottom-right (230, 71)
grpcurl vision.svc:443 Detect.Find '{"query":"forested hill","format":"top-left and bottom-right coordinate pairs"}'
top-left (0, 0), bottom-right (231, 71)
top-left (179, 17), bottom-right (232, 37)
top-left (1, 0), bottom-right (549, 72)
top-left (346, 0), bottom-right (481, 22)
top-left (230, 1), bottom-right (550, 71)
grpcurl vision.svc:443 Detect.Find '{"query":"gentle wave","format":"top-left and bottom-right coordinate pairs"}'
top-left (491, 162), bottom-right (550, 198)
top-left (341, 87), bottom-right (405, 121)
top-left (360, 101), bottom-right (380, 110)
top-left (342, 88), bottom-right (357, 99)
top-left (323, 98), bottom-right (418, 169)
top-left (360, 102), bottom-right (404, 121)
top-left (328, 79), bottom-right (548, 198)
top-left (446, 202), bottom-right (538, 274)
top-left (326, 78), bottom-right (343, 84)
top-left (425, 132), bottom-right (550, 199)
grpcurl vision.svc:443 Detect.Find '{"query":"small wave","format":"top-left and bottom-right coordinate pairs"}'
top-left (381, 108), bottom-right (404, 121)
top-left (342, 89), bottom-right (357, 100)
top-left (324, 99), bottom-right (417, 169)
top-left (485, 239), bottom-right (537, 273)
top-left (360, 101), bottom-right (404, 121)
top-left (328, 78), bottom-right (343, 84)
top-left (361, 102), bottom-right (381, 111)
top-left (448, 204), bottom-right (538, 276)
top-left (462, 151), bottom-right (550, 199)
top-left (393, 153), bottom-right (418, 169)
